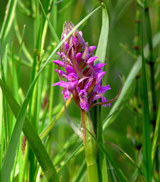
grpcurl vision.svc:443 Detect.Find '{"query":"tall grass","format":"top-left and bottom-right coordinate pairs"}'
top-left (0, 0), bottom-right (160, 182)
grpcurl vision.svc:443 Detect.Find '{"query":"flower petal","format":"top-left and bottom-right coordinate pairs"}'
top-left (53, 60), bottom-right (65, 67)
top-left (94, 83), bottom-right (111, 94)
top-left (67, 73), bottom-right (79, 82)
top-left (96, 71), bottom-right (106, 84)
top-left (94, 63), bottom-right (106, 71)
top-left (62, 88), bottom-right (70, 102)
top-left (76, 53), bottom-right (82, 61)
top-left (92, 93), bottom-right (111, 107)
top-left (55, 69), bottom-right (68, 79)
top-left (66, 65), bottom-right (75, 73)
top-left (89, 46), bottom-right (96, 52)
top-left (87, 56), bottom-right (98, 64)
top-left (78, 89), bottom-right (89, 111)
top-left (52, 81), bottom-right (77, 90)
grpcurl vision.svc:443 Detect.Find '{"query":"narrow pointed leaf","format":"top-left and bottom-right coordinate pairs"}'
top-left (152, 101), bottom-right (160, 163)
top-left (95, 3), bottom-right (109, 63)
top-left (0, 79), bottom-right (59, 182)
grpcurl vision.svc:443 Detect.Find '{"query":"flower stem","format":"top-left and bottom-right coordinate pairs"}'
top-left (96, 105), bottom-right (108, 182)
top-left (81, 109), bottom-right (99, 182)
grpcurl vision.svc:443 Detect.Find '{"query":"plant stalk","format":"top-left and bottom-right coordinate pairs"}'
top-left (81, 109), bottom-right (99, 182)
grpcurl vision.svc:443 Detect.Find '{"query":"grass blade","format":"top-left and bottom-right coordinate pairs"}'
top-left (0, 79), bottom-right (59, 182)
top-left (152, 101), bottom-right (160, 163)
top-left (0, 0), bottom-right (18, 43)
top-left (95, 3), bottom-right (109, 181)
top-left (95, 3), bottom-right (109, 64)
top-left (141, 9), bottom-right (152, 182)
top-left (103, 32), bottom-right (160, 129)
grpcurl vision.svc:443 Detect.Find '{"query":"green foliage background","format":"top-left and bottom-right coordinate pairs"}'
top-left (0, 0), bottom-right (160, 182)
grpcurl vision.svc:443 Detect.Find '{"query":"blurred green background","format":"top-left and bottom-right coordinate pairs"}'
top-left (0, 0), bottom-right (159, 181)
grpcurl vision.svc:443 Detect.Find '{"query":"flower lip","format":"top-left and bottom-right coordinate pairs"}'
top-left (78, 89), bottom-right (89, 111)
top-left (67, 73), bottom-right (79, 82)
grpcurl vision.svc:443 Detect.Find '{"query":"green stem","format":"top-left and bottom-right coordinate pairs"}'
top-left (145, 6), bottom-right (156, 126)
top-left (133, 7), bottom-right (141, 56)
top-left (145, 5), bottom-right (158, 175)
top-left (141, 6), bottom-right (152, 181)
top-left (81, 109), bottom-right (99, 182)
top-left (134, 4), bottom-right (142, 166)
top-left (95, 105), bottom-right (108, 182)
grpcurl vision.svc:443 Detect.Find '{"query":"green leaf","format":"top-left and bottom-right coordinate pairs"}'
top-left (0, 0), bottom-right (18, 43)
top-left (39, 0), bottom-right (60, 44)
top-left (141, 10), bottom-right (152, 182)
top-left (95, 3), bottom-right (109, 63)
top-left (94, 3), bottom-right (109, 182)
top-left (152, 101), bottom-right (160, 163)
top-left (0, 79), bottom-right (59, 182)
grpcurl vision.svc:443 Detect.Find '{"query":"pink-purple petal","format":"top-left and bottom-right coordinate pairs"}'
top-left (62, 88), bottom-right (70, 102)
top-left (94, 63), bottom-right (106, 70)
top-left (87, 56), bottom-right (98, 64)
top-left (96, 72), bottom-right (106, 84)
top-left (76, 53), bottom-right (82, 60)
top-left (53, 60), bottom-right (65, 67)
top-left (66, 65), bottom-right (75, 73)
top-left (67, 73), bottom-right (79, 82)
top-left (79, 89), bottom-right (89, 111)
top-left (89, 46), bottom-right (96, 52)
top-left (55, 69), bottom-right (68, 79)
top-left (94, 83), bottom-right (111, 94)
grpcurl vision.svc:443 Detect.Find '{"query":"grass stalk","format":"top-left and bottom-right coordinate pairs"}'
top-left (144, 4), bottom-right (159, 176)
top-left (141, 6), bottom-right (152, 181)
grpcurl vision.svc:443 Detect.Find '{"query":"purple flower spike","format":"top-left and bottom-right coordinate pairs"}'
top-left (52, 22), bottom-right (112, 111)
